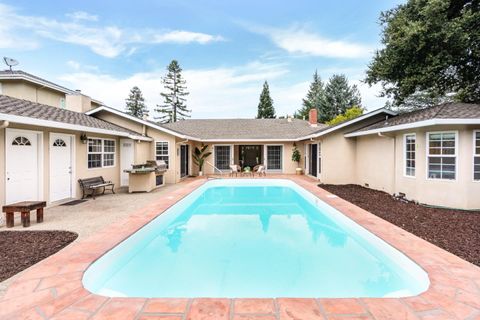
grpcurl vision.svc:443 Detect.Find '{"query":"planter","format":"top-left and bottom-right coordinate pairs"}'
top-left (295, 168), bottom-right (303, 175)
top-left (198, 171), bottom-right (204, 177)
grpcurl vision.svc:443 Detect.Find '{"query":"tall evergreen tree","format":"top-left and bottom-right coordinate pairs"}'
top-left (256, 81), bottom-right (276, 119)
top-left (295, 70), bottom-right (325, 120)
top-left (156, 60), bottom-right (190, 123)
top-left (320, 74), bottom-right (361, 122)
top-left (125, 86), bottom-right (148, 118)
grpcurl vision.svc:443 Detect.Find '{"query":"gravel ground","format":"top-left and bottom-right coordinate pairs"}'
top-left (0, 231), bottom-right (78, 282)
top-left (320, 184), bottom-right (480, 267)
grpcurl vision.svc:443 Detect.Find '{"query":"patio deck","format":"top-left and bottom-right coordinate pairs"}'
top-left (0, 175), bottom-right (479, 319)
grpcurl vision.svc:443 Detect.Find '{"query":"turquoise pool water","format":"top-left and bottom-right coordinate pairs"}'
top-left (83, 179), bottom-right (429, 298)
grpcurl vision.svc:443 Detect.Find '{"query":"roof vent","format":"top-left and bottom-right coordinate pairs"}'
top-left (75, 89), bottom-right (81, 93)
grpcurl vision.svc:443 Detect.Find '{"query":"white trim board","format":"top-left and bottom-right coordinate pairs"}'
top-left (299, 108), bottom-right (397, 140)
top-left (0, 113), bottom-right (151, 141)
top-left (0, 72), bottom-right (103, 105)
top-left (345, 119), bottom-right (480, 138)
top-left (86, 106), bottom-right (194, 140)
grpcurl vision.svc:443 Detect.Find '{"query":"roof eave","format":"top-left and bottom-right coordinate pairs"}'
top-left (86, 106), bottom-right (191, 139)
top-left (344, 118), bottom-right (480, 137)
top-left (198, 138), bottom-right (301, 142)
top-left (0, 113), bottom-right (152, 141)
top-left (297, 108), bottom-right (398, 140)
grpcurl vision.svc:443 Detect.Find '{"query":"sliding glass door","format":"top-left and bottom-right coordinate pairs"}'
top-left (180, 145), bottom-right (189, 178)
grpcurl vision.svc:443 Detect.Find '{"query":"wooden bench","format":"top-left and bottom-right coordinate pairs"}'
top-left (2, 201), bottom-right (47, 228)
top-left (78, 176), bottom-right (115, 199)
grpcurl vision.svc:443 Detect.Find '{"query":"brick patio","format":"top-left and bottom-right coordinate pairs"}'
top-left (1, 176), bottom-right (479, 319)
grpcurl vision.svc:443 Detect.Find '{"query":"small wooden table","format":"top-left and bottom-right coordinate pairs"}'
top-left (2, 201), bottom-right (46, 228)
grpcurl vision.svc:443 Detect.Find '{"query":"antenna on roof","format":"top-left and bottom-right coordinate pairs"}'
top-left (3, 57), bottom-right (19, 71)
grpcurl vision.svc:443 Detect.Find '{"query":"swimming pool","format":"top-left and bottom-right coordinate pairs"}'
top-left (83, 179), bottom-right (429, 298)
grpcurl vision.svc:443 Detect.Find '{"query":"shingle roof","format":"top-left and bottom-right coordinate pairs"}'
top-left (0, 95), bottom-right (145, 138)
top-left (351, 103), bottom-right (480, 134)
top-left (162, 118), bottom-right (326, 140)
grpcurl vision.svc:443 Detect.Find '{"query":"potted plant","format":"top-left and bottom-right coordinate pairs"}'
top-left (192, 144), bottom-right (211, 176)
top-left (292, 146), bottom-right (302, 175)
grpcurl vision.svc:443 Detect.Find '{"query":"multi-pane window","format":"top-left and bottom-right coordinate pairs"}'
top-left (404, 134), bottom-right (416, 177)
top-left (427, 132), bottom-right (456, 180)
top-left (266, 145), bottom-right (282, 171)
top-left (214, 146), bottom-right (231, 170)
top-left (87, 138), bottom-right (115, 168)
top-left (103, 140), bottom-right (115, 167)
top-left (155, 142), bottom-right (169, 168)
top-left (474, 131), bottom-right (480, 181)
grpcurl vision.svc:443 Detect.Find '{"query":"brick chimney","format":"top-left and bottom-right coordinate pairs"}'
top-left (308, 108), bottom-right (318, 127)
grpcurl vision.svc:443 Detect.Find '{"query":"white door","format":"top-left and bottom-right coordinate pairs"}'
top-left (49, 133), bottom-right (74, 202)
top-left (5, 129), bottom-right (42, 204)
top-left (120, 139), bottom-right (135, 186)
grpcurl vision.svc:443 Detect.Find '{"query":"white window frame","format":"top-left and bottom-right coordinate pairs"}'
top-left (474, 130), bottom-right (480, 182)
top-left (404, 133), bottom-right (416, 178)
top-left (425, 131), bottom-right (458, 181)
top-left (264, 144), bottom-right (284, 172)
top-left (212, 144), bottom-right (234, 172)
top-left (155, 141), bottom-right (170, 169)
top-left (87, 137), bottom-right (116, 169)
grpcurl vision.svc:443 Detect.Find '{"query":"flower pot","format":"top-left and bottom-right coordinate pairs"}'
top-left (199, 171), bottom-right (203, 177)
top-left (295, 168), bottom-right (303, 175)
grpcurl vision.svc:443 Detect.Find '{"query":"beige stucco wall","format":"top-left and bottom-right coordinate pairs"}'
top-left (391, 125), bottom-right (480, 209)
top-left (0, 124), bottom-right (121, 208)
top-left (1, 81), bottom-right (66, 108)
top-left (92, 111), bottom-right (182, 184)
top-left (355, 134), bottom-right (395, 193)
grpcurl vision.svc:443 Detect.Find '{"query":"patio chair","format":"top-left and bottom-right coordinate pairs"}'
top-left (254, 165), bottom-right (266, 177)
top-left (229, 164), bottom-right (241, 177)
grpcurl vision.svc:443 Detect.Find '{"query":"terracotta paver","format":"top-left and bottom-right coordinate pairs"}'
top-left (234, 299), bottom-right (275, 314)
top-left (277, 298), bottom-right (325, 319)
top-left (318, 298), bottom-right (367, 315)
top-left (143, 298), bottom-right (189, 313)
top-left (187, 298), bottom-right (230, 320)
top-left (0, 176), bottom-right (479, 320)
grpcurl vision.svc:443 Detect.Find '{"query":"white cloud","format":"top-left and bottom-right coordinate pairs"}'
top-left (248, 24), bottom-right (373, 59)
top-left (0, 4), bottom-right (223, 57)
top-left (59, 61), bottom-right (300, 118)
top-left (66, 11), bottom-right (98, 22)
top-left (58, 61), bottom-right (387, 119)
top-left (153, 30), bottom-right (224, 44)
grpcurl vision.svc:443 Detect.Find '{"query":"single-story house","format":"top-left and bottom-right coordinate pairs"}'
top-left (0, 70), bottom-right (479, 211)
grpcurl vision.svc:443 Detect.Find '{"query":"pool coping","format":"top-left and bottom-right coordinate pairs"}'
top-left (1, 175), bottom-right (479, 319)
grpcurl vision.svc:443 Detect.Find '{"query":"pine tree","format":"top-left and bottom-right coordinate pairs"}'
top-left (256, 81), bottom-right (276, 119)
top-left (295, 70), bottom-right (325, 120)
top-left (320, 74), bottom-right (362, 122)
top-left (156, 60), bottom-right (190, 123)
top-left (125, 86), bottom-right (148, 118)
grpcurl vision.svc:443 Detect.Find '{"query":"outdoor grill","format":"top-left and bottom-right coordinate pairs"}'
top-left (125, 160), bottom-right (167, 192)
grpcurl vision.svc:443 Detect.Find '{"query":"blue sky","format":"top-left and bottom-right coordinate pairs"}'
top-left (0, 0), bottom-right (403, 118)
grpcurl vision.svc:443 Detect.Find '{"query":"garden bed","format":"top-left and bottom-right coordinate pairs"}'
top-left (320, 184), bottom-right (480, 267)
top-left (0, 231), bottom-right (78, 282)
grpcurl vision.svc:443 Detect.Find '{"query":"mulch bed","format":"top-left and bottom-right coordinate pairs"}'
top-left (0, 231), bottom-right (78, 282)
top-left (320, 184), bottom-right (480, 267)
